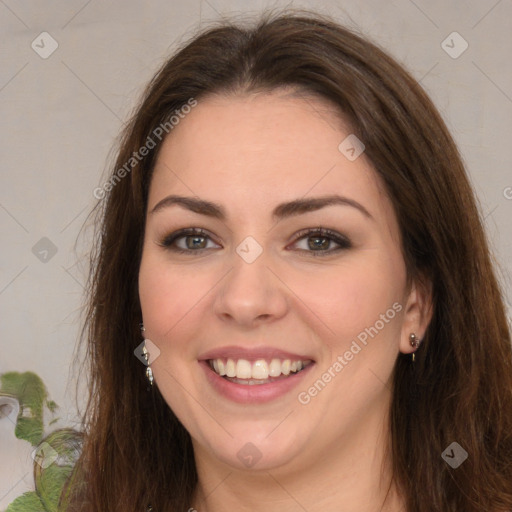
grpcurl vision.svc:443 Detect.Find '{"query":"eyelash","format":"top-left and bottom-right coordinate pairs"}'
top-left (159, 227), bottom-right (352, 257)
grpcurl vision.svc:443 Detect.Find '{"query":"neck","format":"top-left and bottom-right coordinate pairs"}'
top-left (191, 395), bottom-right (406, 512)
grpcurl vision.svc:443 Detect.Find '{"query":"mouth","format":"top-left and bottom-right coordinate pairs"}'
top-left (198, 348), bottom-right (316, 404)
top-left (207, 357), bottom-right (314, 385)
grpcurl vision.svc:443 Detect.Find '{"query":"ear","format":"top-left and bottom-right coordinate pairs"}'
top-left (399, 276), bottom-right (433, 354)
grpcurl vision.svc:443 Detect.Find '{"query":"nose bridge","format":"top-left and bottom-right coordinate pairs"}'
top-left (213, 241), bottom-right (288, 325)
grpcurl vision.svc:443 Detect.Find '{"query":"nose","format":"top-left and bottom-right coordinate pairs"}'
top-left (213, 252), bottom-right (288, 328)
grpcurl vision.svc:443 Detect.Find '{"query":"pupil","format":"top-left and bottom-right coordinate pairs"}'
top-left (309, 236), bottom-right (329, 250)
top-left (187, 236), bottom-right (206, 249)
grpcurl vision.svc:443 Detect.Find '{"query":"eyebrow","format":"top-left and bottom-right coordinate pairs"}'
top-left (150, 194), bottom-right (373, 220)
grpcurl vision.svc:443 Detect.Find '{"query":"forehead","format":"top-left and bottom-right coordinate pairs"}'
top-left (149, 90), bottom-right (392, 223)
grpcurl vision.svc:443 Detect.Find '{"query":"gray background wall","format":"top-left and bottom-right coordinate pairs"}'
top-left (1, 0), bottom-right (511, 507)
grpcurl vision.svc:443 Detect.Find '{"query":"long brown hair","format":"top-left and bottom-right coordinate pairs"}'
top-left (61, 10), bottom-right (512, 512)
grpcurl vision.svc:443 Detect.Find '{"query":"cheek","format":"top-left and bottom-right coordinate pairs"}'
top-left (138, 251), bottom-right (219, 349)
top-left (139, 253), bottom-right (187, 339)
top-left (292, 250), bottom-right (406, 351)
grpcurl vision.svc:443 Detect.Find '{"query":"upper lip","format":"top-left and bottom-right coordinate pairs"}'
top-left (198, 345), bottom-right (315, 362)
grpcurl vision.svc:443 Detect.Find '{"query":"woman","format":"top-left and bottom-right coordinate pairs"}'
top-left (62, 10), bottom-right (512, 512)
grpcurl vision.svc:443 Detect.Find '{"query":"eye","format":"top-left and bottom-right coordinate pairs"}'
top-left (289, 227), bottom-right (351, 256)
top-left (159, 227), bottom-right (351, 256)
top-left (159, 228), bottom-right (221, 253)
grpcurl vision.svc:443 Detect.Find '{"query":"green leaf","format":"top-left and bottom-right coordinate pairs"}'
top-left (45, 400), bottom-right (58, 413)
top-left (34, 429), bottom-right (83, 512)
top-left (0, 372), bottom-right (59, 446)
top-left (37, 464), bottom-right (74, 512)
top-left (6, 491), bottom-right (46, 512)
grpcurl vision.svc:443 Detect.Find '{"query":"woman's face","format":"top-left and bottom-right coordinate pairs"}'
top-left (138, 90), bottom-right (424, 472)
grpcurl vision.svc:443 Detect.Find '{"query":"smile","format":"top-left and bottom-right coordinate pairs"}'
top-left (208, 358), bottom-right (314, 384)
top-left (198, 346), bottom-right (316, 403)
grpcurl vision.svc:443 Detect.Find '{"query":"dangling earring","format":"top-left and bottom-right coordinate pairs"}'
top-left (409, 333), bottom-right (421, 362)
top-left (140, 323), bottom-right (153, 387)
top-left (142, 342), bottom-right (154, 386)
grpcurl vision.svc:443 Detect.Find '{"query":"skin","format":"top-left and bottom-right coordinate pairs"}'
top-left (138, 89), bottom-right (432, 512)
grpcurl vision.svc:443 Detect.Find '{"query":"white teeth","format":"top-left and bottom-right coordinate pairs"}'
top-left (269, 358), bottom-right (281, 377)
top-left (252, 360), bottom-right (269, 379)
top-left (210, 357), bottom-right (311, 380)
top-left (217, 359), bottom-right (226, 376)
top-left (236, 359), bottom-right (252, 379)
top-left (225, 359), bottom-right (236, 378)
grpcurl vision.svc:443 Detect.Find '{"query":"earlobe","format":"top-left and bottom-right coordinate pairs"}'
top-left (399, 277), bottom-right (434, 354)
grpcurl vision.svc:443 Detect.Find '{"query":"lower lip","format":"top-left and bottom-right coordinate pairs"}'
top-left (200, 361), bottom-right (315, 404)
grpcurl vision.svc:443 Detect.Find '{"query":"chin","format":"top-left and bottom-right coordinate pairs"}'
top-left (192, 414), bottom-right (311, 471)
top-left (205, 429), bottom-right (304, 472)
